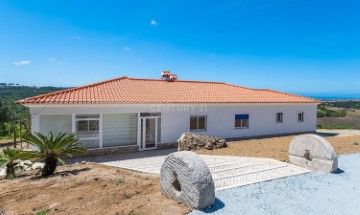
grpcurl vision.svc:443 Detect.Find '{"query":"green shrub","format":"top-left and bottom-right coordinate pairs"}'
top-left (317, 111), bottom-right (326, 117)
top-left (325, 109), bottom-right (347, 117)
top-left (318, 109), bottom-right (347, 117)
top-left (0, 148), bottom-right (31, 179)
top-left (24, 132), bottom-right (86, 177)
top-left (36, 209), bottom-right (49, 215)
top-left (317, 124), bottom-right (354, 130)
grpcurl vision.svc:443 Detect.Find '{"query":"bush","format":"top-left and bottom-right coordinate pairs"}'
top-left (325, 109), bottom-right (347, 117)
top-left (317, 124), bottom-right (354, 130)
top-left (317, 111), bottom-right (326, 118)
top-left (24, 132), bottom-right (86, 177)
top-left (0, 148), bottom-right (31, 179)
top-left (317, 109), bottom-right (347, 118)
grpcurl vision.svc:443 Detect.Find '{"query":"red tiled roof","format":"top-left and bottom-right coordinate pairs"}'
top-left (17, 76), bottom-right (320, 104)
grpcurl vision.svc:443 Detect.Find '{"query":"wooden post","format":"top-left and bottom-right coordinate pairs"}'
top-left (20, 120), bottom-right (23, 148)
top-left (13, 128), bottom-right (16, 148)
top-left (27, 119), bottom-right (30, 148)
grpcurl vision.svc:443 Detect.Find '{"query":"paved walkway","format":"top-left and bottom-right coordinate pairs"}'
top-left (99, 151), bottom-right (309, 191)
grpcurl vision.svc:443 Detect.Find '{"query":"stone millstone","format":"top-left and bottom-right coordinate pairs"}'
top-left (160, 151), bottom-right (215, 209)
top-left (288, 134), bottom-right (338, 173)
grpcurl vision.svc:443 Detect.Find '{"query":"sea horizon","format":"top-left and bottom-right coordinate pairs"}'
top-left (296, 93), bottom-right (360, 101)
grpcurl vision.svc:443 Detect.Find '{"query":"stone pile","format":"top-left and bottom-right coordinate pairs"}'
top-left (177, 132), bottom-right (227, 151)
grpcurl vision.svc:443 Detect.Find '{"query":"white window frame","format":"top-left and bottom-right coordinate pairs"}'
top-left (276, 112), bottom-right (283, 123)
top-left (298, 112), bottom-right (304, 122)
top-left (73, 114), bottom-right (101, 148)
top-left (190, 115), bottom-right (207, 131)
top-left (234, 114), bottom-right (249, 129)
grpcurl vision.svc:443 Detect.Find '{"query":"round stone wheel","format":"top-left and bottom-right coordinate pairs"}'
top-left (288, 134), bottom-right (338, 172)
top-left (160, 151), bottom-right (215, 209)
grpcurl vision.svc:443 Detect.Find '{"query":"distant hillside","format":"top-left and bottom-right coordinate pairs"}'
top-left (323, 101), bottom-right (360, 109)
top-left (317, 101), bottom-right (360, 130)
top-left (0, 83), bottom-right (69, 100)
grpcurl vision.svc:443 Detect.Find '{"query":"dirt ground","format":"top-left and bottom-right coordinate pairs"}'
top-left (0, 163), bottom-right (190, 215)
top-left (197, 135), bottom-right (360, 162)
top-left (1, 133), bottom-right (360, 215)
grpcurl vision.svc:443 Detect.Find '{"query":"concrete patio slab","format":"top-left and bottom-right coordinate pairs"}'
top-left (99, 153), bottom-right (310, 191)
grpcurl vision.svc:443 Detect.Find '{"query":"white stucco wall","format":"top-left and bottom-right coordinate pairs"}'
top-left (28, 103), bottom-right (318, 146)
top-left (160, 103), bottom-right (317, 143)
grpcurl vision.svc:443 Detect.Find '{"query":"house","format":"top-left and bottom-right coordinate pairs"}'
top-left (17, 72), bottom-right (320, 154)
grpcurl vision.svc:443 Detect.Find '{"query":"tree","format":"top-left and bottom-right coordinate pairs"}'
top-left (0, 97), bottom-right (29, 137)
top-left (0, 148), bottom-right (29, 179)
top-left (0, 97), bottom-right (16, 123)
top-left (24, 132), bottom-right (86, 177)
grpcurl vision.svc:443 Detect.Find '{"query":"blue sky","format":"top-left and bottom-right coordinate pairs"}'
top-left (0, 0), bottom-right (359, 95)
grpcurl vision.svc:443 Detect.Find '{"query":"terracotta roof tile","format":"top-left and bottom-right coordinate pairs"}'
top-left (17, 76), bottom-right (320, 104)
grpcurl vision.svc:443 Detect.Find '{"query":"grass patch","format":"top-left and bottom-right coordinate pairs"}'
top-left (117, 179), bottom-right (125, 185)
top-left (36, 209), bottom-right (49, 215)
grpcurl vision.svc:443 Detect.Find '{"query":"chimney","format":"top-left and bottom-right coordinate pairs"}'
top-left (161, 71), bottom-right (178, 81)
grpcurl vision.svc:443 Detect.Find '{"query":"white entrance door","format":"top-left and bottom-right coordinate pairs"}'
top-left (140, 117), bottom-right (159, 150)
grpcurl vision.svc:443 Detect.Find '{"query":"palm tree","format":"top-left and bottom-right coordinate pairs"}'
top-left (0, 148), bottom-right (29, 179)
top-left (24, 132), bottom-right (86, 177)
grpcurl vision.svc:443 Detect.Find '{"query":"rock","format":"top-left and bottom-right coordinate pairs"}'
top-left (0, 168), bottom-right (6, 179)
top-left (49, 203), bottom-right (60, 208)
top-left (31, 162), bottom-right (45, 170)
top-left (288, 134), bottom-right (338, 172)
top-left (205, 142), bottom-right (213, 150)
top-left (216, 139), bottom-right (227, 148)
top-left (49, 203), bottom-right (61, 211)
top-left (177, 132), bottom-right (227, 151)
top-left (19, 160), bottom-right (33, 170)
top-left (74, 162), bottom-right (79, 165)
top-left (81, 161), bottom-right (87, 164)
top-left (160, 151), bottom-right (215, 209)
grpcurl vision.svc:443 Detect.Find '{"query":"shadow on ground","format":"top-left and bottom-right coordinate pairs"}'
top-left (55, 167), bottom-right (91, 177)
top-left (197, 198), bottom-right (225, 213)
top-left (315, 131), bottom-right (339, 137)
top-left (334, 168), bottom-right (345, 174)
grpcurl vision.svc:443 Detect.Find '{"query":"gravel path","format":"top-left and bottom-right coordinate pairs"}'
top-left (191, 153), bottom-right (360, 215)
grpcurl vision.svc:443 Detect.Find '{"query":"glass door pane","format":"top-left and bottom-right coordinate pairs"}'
top-left (140, 118), bottom-right (144, 149)
top-left (145, 118), bottom-right (156, 149)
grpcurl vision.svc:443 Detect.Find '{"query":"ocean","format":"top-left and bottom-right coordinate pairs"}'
top-left (296, 93), bottom-right (360, 101)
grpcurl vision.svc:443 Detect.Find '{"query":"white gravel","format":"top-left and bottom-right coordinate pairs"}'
top-left (190, 153), bottom-right (360, 215)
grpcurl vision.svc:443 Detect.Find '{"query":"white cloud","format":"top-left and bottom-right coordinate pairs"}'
top-left (150, 19), bottom-right (158, 26)
top-left (14, 60), bottom-right (31, 66)
top-left (123, 46), bottom-right (131, 51)
top-left (48, 57), bottom-right (57, 62)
